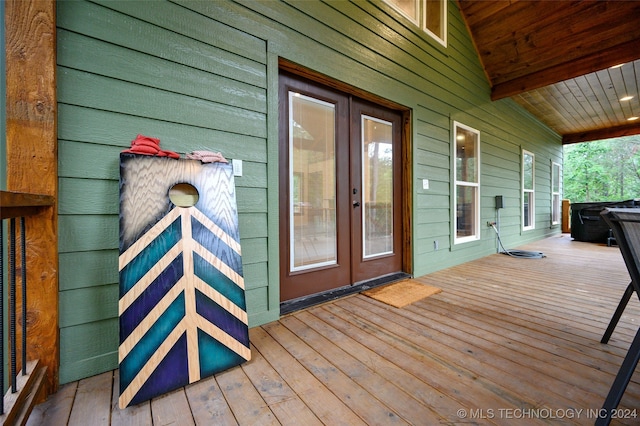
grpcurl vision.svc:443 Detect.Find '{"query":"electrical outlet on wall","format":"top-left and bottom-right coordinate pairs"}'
top-left (232, 159), bottom-right (243, 177)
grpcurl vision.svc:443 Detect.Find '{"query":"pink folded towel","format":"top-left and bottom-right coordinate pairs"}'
top-left (186, 150), bottom-right (228, 163)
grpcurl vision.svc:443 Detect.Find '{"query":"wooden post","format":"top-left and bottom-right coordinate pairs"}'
top-left (562, 199), bottom-right (571, 233)
top-left (5, 0), bottom-right (58, 395)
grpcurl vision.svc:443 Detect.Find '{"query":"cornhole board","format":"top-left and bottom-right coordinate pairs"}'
top-left (118, 153), bottom-right (250, 408)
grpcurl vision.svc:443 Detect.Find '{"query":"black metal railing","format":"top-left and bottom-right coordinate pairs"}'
top-left (0, 191), bottom-right (54, 416)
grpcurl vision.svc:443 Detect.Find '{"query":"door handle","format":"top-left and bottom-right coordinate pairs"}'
top-left (353, 201), bottom-right (361, 208)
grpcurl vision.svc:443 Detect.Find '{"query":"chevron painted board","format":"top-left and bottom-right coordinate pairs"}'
top-left (118, 154), bottom-right (250, 409)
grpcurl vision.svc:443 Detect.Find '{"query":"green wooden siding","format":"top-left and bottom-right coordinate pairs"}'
top-left (56, 0), bottom-right (562, 384)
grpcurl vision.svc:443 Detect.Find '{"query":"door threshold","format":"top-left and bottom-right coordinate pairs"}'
top-left (280, 272), bottom-right (411, 315)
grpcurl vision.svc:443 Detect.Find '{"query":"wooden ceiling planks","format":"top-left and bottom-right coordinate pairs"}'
top-left (563, 78), bottom-right (604, 130)
top-left (581, 76), bottom-right (617, 127)
top-left (512, 87), bottom-right (572, 133)
top-left (619, 64), bottom-right (639, 107)
top-left (461, 1), bottom-right (640, 90)
top-left (458, 0), bottom-right (640, 142)
top-left (549, 83), bottom-right (592, 130)
top-left (594, 69), bottom-right (628, 124)
top-left (455, 0), bottom-right (512, 23)
top-left (513, 62), bottom-right (640, 138)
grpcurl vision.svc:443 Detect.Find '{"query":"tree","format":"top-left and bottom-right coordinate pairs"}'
top-left (563, 136), bottom-right (640, 203)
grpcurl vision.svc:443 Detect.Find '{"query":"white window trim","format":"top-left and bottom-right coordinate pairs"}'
top-left (423, 0), bottom-right (447, 47)
top-left (551, 161), bottom-right (561, 225)
top-left (388, 0), bottom-right (419, 26)
top-left (453, 121), bottom-right (480, 244)
top-left (522, 150), bottom-right (535, 231)
top-left (384, 0), bottom-right (447, 47)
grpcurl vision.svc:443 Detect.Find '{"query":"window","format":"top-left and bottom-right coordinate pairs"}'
top-left (385, 0), bottom-right (447, 46)
top-left (523, 150), bottom-right (535, 230)
top-left (387, 0), bottom-right (419, 23)
top-left (424, 0), bottom-right (446, 45)
top-left (453, 122), bottom-right (480, 243)
top-left (551, 161), bottom-right (561, 225)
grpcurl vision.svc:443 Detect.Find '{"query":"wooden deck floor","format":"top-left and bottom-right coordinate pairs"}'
top-left (28, 235), bottom-right (640, 425)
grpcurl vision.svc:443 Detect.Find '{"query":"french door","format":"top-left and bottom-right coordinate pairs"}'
top-left (279, 72), bottom-right (404, 301)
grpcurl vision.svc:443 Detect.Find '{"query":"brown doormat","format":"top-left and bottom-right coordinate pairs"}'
top-left (361, 279), bottom-right (442, 308)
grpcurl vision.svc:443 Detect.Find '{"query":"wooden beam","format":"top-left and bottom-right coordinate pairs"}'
top-left (491, 39), bottom-right (640, 100)
top-left (0, 191), bottom-right (54, 220)
top-left (1, 191), bottom-right (55, 219)
top-left (562, 122), bottom-right (640, 145)
top-left (5, 0), bottom-right (58, 396)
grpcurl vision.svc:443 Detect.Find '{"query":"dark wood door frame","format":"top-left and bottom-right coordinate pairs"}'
top-left (278, 61), bottom-right (412, 303)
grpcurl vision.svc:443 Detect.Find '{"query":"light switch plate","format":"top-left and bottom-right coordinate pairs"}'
top-left (232, 159), bottom-right (243, 177)
top-left (422, 179), bottom-right (429, 190)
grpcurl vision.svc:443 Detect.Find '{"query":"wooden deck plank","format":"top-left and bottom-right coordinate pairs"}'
top-left (281, 313), bottom-right (447, 425)
top-left (413, 296), bottom-right (626, 376)
top-left (68, 372), bottom-right (112, 425)
top-left (296, 308), bottom-right (468, 416)
top-left (27, 235), bottom-right (640, 425)
top-left (250, 326), bottom-right (367, 426)
top-left (264, 318), bottom-right (410, 426)
top-left (215, 363), bottom-right (279, 426)
top-left (428, 272), bottom-right (636, 350)
top-left (325, 299), bottom-right (557, 425)
top-left (110, 370), bottom-right (152, 426)
top-left (184, 376), bottom-right (238, 426)
top-left (439, 272), bottom-right (633, 338)
top-left (240, 344), bottom-right (323, 426)
top-left (150, 389), bottom-right (195, 426)
top-left (406, 253), bottom-right (635, 342)
top-left (26, 380), bottom-right (76, 426)
top-left (352, 294), bottom-right (604, 407)
top-left (419, 239), bottom-right (640, 351)
top-left (425, 263), bottom-right (623, 326)
top-left (396, 295), bottom-right (632, 396)
top-left (431, 280), bottom-right (635, 353)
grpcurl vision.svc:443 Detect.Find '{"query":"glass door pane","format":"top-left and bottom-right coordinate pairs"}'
top-left (361, 115), bottom-right (393, 258)
top-left (456, 184), bottom-right (478, 238)
top-left (289, 92), bottom-right (337, 271)
top-left (524, 191), bottom-right (532, 227)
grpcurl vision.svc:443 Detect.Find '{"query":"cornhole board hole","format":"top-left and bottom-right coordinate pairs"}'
top-left (118, 153), bottom-right (250, 409)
